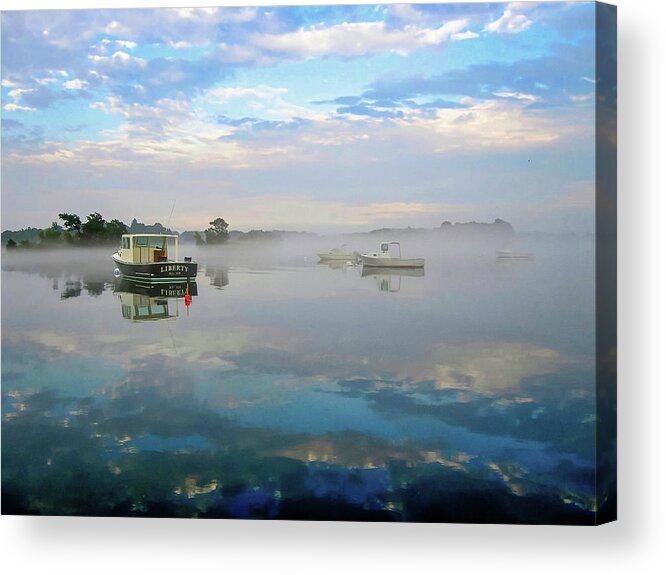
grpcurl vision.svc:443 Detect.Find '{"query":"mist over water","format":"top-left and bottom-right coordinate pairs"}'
top-left (1, 232), bottom-right (597, 522)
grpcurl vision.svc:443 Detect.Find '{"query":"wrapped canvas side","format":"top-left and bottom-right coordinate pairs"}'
top-left (595, 1), bottom-right (617, 525)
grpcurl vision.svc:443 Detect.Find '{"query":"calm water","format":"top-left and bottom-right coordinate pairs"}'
top-left (1, 236), bottom-right (598, 523)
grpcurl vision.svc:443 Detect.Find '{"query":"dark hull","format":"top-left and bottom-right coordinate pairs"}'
top-left (113, 256), bottom-right (197, 282)
top-left (114, 279), bottom-right (198, 298)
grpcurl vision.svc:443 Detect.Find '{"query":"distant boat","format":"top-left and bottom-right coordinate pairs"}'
top-left (317, 246), bottom-right (357, 262)
top-left (112, 233), bottom-right (197, 283)
top-left (360, 241), bottom-right (424, 268)
top-left (496, 249), bottom-right (533, 259)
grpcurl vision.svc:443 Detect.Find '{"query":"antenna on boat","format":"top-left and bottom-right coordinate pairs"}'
top-left (166, 322), bottom-right (178, 356)
top-left (166, 199), bottom-right (177, 231)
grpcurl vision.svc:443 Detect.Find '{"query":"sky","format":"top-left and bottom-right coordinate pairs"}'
top-left (1, 1), bottom-right (598, 233)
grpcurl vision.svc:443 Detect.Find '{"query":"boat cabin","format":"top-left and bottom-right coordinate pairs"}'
top-left (378, 241), bottom-right (402, 258)
top-left (117, 234), bottom-right (180, 265)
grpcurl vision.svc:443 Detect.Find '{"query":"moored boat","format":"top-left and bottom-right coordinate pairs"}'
top-left (112, 233), bottom-right (197, 283)
top-left (360, 241), bottom-right (424, 268)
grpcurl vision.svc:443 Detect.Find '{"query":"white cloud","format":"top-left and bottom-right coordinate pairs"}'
top-left (104, 20), bottom-right (132, 37)
top-left (493, 91), bottom-right (539, 102)
top-left (252, 18), bottom-right (472, 58)
top-left (8, 88), bottom-right (35, 100)
top-left (452, 30), bottom-right (480, 41)
top-left (115, 40), bottom-right (137, 50)
top-left (4, 103), bottom-right (36, 112)
top-left (170, 6), bottom-right (257, 24)
top-left (5, 88), bottom-right (38, 112)
top-left (89, 51), bottom-right (147, 69)
top-left (206, 85), bottom-right (288, 102)
top-left (204, 85), bottom-right (327, 123)
top-left (570, 93), bottom-right (593, 102)
top-left (169, 40), bottom-right (193, 49)
top-left (63, 79), bottom-right (90, 90)
top-left (388, 4), bottom-right (427, 24)
top-left (484, 10), bottom-right (533, 34)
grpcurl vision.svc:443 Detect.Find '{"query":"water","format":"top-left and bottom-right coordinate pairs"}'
top-left (1, 235), bottom-right (598, 523)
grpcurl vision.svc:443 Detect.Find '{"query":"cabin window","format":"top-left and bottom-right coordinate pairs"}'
top-left (135, 237), bottom-right (148, 247)
top-left (122, 237), bottom-right (130, 249)
top-left (381, 243), bottom-right (389, 252)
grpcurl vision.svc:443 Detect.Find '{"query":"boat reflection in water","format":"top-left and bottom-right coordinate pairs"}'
top-left (361, 266), bottom-right (424, 292)
top-left (317, 259), bottom-right (359, 271)
top-left (114, 279), bottom-right (197, 321)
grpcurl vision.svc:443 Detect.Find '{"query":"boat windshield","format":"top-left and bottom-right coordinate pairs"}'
top-left (134, 236), bottom-right (167, 249)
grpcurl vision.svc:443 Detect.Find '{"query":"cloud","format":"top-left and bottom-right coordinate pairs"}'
top-left (252, 18), bottom-right (473, 59)
top-left (494, 91), bottom-right (539, 102)
top-left (388, 4), bottom-right (428, 24)
top-left (63, 79), bottom-right (90, 90)
top-left (362, 49), bottom-right (594, 110)
top-left (4, 103), bottom-right (36, 112)
top-left (89, 51), bottom-right (147, 70)
top-left (4, 86), bottom-right (84, 110)
top-left (206, 85), bottom-right (288, 102)
top-left (452, 30), bottom-right (480, 40)
top-left (170, 6), bottom-right (258, 24)
top-left (336, 104), bottom-right (405, 119)
top-left (484, 9), bottom-right (533, 34)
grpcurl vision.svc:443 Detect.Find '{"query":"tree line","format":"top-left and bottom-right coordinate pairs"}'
top-left (5, 212), bottom-right (128, 249)
top-left (5, 214), bottom-right (230, 249)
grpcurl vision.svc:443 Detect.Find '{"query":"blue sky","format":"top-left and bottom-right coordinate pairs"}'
top-left (1, 2), bottom-right (597, 233)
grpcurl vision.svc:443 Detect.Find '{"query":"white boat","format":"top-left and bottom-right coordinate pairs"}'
top-left (317, 246), bottom-right (357, 261)
top-left (496, 250), bottom-right (533, 259)
top-left (112, 233), bottom-right (197, 283)
top-left (360, 241), bottom-right (424, 268)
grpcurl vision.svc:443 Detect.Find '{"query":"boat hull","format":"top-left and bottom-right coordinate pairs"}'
top-left (114, 279), bottom-right (198, 297)
top-left (112, 255), bottom-right (198, 282)
top-left (360, 255), bottom-right (424, 268)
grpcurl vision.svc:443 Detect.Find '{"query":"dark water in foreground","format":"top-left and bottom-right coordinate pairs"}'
top-left (1, 236), bottom-right (598, 523)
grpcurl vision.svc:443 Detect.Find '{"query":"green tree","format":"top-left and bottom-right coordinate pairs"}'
top-left (106, 218), bottom-right (128, 240)
top-left (58, 213), bottom-right (82, 235)
top-left (204, 218), bottom-right (229, 245)
top-left (6, 239), bottom-right (17, 250)
top-left (38, 222), bottom-right (62, 244)
top-left (81, 212), bottom-right (107, 242)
